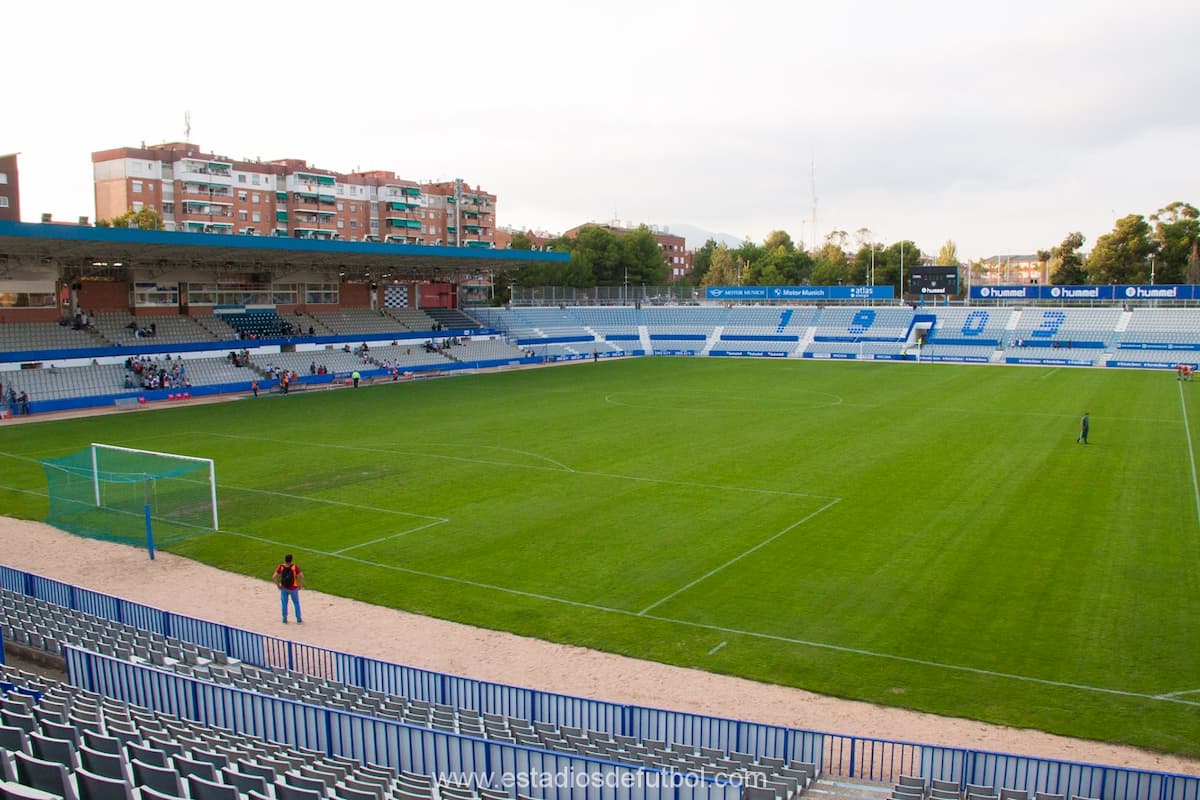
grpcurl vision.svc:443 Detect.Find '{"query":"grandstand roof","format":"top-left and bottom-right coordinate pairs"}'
top-left (0, 220), bottom-right (567, 280)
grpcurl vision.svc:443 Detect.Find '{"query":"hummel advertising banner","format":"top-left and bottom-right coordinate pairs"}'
top-left (706, 286), bottom-right (894, 301)
top-left (970, 284), bottom-right (1195, 301)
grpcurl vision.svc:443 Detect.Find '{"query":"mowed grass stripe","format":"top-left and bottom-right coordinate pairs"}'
top-left (2, 359), bottom-right (1200, 754)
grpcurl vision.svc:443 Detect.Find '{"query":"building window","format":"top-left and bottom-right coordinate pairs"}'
top-left (350, 220), bottom-right (357, 229)
top-left (238, 174), bottom-right (247, 183)
top-left (252, 211), bottom-right (261, 223)
top-left (132, 201), bottom-right (144, 212)
top-left (251, 174), bottom-right (261, 185)
top-left (239, 211), bottom-right (248, 221)
top-left (252, 193), bottom-right (260, 203)
top-left (350, 204), bottom-right (357, 212)
top-left (337, 202), bottom-right (344, 211)
top-left (0, 173), bottom-right (7, 184)
top-left (132, 180), bottom-right (143, 193)
top-left (162, 202), bottom-right (174, 214)
top-left (0, 197), bottom-right (8, 208)
top-left (238, 191), bottom-right (248, 202)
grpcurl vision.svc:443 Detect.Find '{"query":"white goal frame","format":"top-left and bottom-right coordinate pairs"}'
top-left (90, 443), bottom-right (219, 530)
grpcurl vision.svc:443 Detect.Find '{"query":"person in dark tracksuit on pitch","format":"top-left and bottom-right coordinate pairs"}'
top-left (1076, 411), bottom-right (1089, 444)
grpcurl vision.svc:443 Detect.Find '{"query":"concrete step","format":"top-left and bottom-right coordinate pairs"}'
top-left (806, 777), bottom-right (893, 800)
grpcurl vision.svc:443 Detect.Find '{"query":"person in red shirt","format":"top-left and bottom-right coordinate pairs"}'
top-left (273, 554), bottom-right (304, 623)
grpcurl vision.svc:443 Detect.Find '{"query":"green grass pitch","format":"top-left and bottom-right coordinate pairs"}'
top-left (2, 358), bottom-right (1199, 756)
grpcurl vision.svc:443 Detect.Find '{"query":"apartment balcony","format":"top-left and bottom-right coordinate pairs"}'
top-left (292, 227), bottom-right (337, 240)
top-left (182, 220), bottom-right (234, 233)
top-left (178, 160), bottom-right (233, 187)
top-left (385, 217), bottom-right (422, 230)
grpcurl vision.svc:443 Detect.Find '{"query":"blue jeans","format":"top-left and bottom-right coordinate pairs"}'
top-left (280, 589), bottom-right (302, 622)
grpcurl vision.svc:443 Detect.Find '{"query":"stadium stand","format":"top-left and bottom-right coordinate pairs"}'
top-left (423, 309), bottom-right (481, 330)
top-left (90, 314), bottom-right (221, 348)
top-left (0, 585), bottom-right (821, 800)
top-left (11, 303), bottom-right (1200, 415)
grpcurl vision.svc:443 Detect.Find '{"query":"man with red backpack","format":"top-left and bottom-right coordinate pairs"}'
top-left (273, 554), bottom-right (304, 623)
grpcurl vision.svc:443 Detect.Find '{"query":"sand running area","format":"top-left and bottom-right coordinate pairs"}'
top-left (0, 515), bottom-right (1196, 778)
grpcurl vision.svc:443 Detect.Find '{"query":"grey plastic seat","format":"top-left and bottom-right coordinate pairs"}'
top-left (187, 751), bottom-right (229, 772)
top-left (26, 734), bottom-right (76, 771)
top-left (12, 751), bottom-right (78, 800)
top-left (170, 755), bottom-right (216, 783)
top-left (186, 775), bottom-right (238, 800)
top-left (333, 786), bottom-right (378, 800)
top-left (0, 781), bottom-right (63, 800)
top-left (124, 745), bottom-right (166, 769)
top-left (274, 781), bottom-right (324, 800)
top-left (219, 767), bottom-right (268, 797)
top-left (74, 768), bottom-right (135, 800)
top-left (129, 759), bottom-right (184, 798)
top-left (136, 787), bottom-right (186, 800)
top-left (78, 745), bottom-right (126, 782)
top-left (282, 774), bottom-right (328, 796)
top-left (0, 715), bottom-right (34, 737)
top-left (0, 727), bottom-right (26, 755)
top-left (232, 761), bottom-right (276, 783)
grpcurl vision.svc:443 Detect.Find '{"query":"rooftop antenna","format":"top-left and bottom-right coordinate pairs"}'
top-left (184, 111), bottom-right (192, 142)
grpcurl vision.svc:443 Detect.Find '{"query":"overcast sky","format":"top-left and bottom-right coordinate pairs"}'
top-left (6, 0), bottom-right (1199, 260)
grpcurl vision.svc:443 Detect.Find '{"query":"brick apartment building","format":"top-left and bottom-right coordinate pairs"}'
top-left (91, 143), bottom-right (494, 247)
top-left (0, 153), bottom-right (20, 222)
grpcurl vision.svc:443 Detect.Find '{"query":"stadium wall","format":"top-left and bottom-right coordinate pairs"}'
top-left (4, 566), bottom-right (1197, 800)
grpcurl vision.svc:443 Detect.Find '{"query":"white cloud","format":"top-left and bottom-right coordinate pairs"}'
top-left (4, 0), bottom-right (1198, 260)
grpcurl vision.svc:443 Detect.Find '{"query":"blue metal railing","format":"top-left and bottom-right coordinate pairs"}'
top-left (2, 564), bottom-right (1197, 799)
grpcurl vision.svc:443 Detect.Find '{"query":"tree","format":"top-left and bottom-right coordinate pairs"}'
top-left (1085, 215), bottom-right (1156, 285)
top-left (701, 245), bottom-right (740, 287)
top-left (686, 239), bottom-right (718, 285)
top-left (509, 231), bottom-right (535, 251)
top-left (96, 207), bottom-right (164, 230)
top-left (569, 225), bottom-right (623, 285)
top-left (936, 240), bottom-right (958, 266)
top-left (619, 226), bottom-right (669, 287)
top-left (1149, 201), bottom-right (1199, 285)
top-left (1048, 232), bottom-right (1088, 284)
top-left (762, 230), bottom-right (795, 253)
top-left (810, 243), bottom-right (849, 285)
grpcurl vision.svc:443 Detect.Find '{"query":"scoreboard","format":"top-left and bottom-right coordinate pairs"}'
top-left (909, 265), bottom-right (960, 296)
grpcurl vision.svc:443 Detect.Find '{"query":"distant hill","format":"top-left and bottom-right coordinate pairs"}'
top-left (665, 224), bottom-right (743, 252)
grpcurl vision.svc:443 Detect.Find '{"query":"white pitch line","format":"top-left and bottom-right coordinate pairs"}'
top-left (707, 641), bottom-right (727, 656)
top-left (1178, 381), bottom-right (1200, 529)
top-left (191, 526), bottom-right (1200, 710)
top-left (223, 484), bottom-right (446, 522)
top-left (4, 500), bottom-right (1196, 711)
top-left (332, 518), bottom-right (449, 554)
top-left (638, 498), bottom-right (841, 615)
top-left (1156, 688), bottom-right (1200, 698)
top-left (198, 431), bottom-right (836, 500)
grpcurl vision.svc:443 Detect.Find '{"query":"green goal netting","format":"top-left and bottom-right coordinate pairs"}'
top-left (40, 444), bottom-right (218, 553)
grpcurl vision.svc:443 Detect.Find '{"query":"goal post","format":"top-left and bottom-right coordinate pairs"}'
top-left (40, 443), bottom-right (218, 554)
top-left (86, 444), bottom-right (219, 530)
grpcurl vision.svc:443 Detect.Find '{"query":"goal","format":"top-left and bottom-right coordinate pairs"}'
top-left (40, 444), bottom-right (218, 556)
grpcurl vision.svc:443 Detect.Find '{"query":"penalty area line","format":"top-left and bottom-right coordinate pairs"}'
top-left (332, 518), bottom-right (450, 554)
top-left (637, 497), bottom-right (841, 616)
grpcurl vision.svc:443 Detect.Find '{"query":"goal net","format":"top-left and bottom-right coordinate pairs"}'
top-left (40, 444), bottom-right (218, 549)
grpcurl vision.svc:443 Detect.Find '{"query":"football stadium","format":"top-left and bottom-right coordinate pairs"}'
top-left (1, 222), bottom-right (1198, 800)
